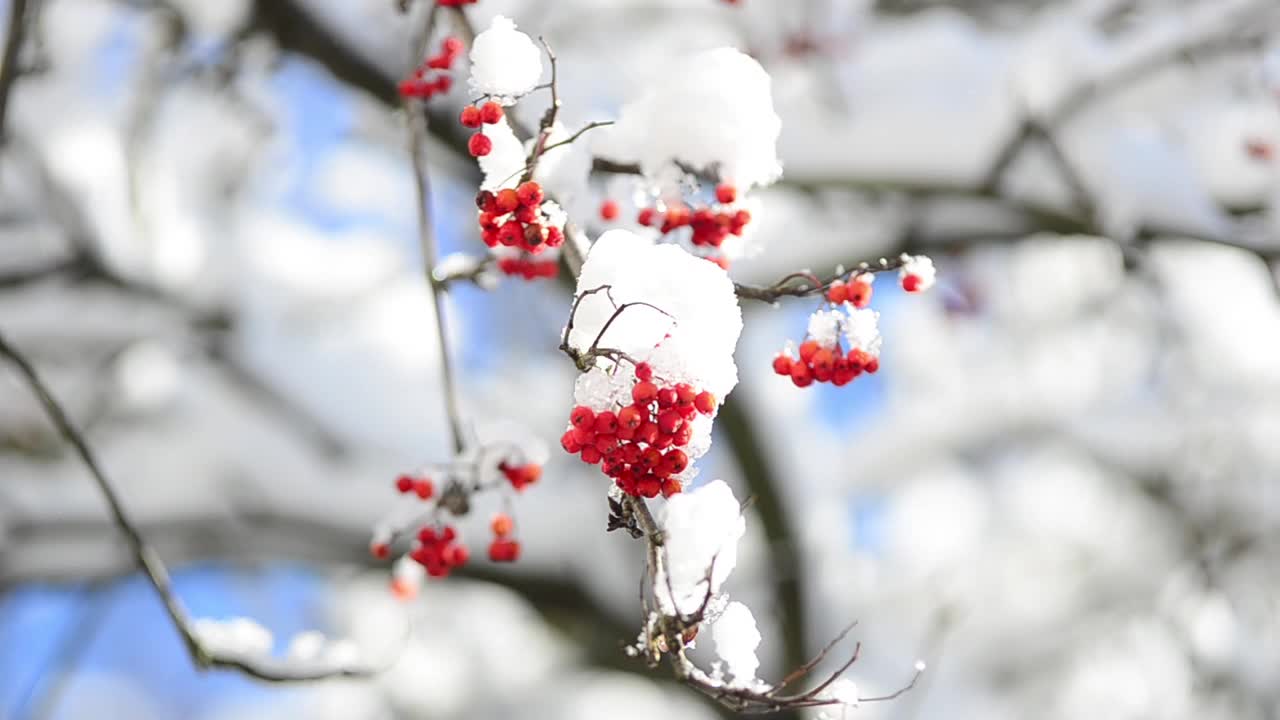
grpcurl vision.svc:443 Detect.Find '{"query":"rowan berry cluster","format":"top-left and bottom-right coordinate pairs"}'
top-left (476, 181), bottom-right (566, 280)
top-left (370, 447), bottom-right (544, 590)
top-left (409, 525), bottom-right (469, 578)
top-left (398, 37), bottom-right (464, 100)
top-left (500, 461), bottom-right (542, 490)
top-left (488, 512), bottom-right (520, 562)
top-left (461, 101), bottom-right (505, 157)
top-left (773, 272), bottom-right (882, 388)
top-left (773, 338), bottom-right (880, 388)
top-left (616, 183), bottom-right (750, 269)
top-left (561, 362), bottom-right (717, 499)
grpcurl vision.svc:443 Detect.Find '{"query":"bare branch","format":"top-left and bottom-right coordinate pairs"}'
top-left (0, 0), bottom-right (30, 145)
top-left (405, 3), bottom-right (466, 454)
top-left (733, 256), bottom-right (909, 303)
top-left (0, 330), bottom-right (380, 682)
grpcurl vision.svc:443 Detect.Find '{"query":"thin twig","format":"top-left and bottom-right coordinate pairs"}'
top-left (733, 256), bottom-right (908, 303)
top-left (537, 120), bottom-right (615, 157)
top-left (0, 0), bottom-right (29, 145)
top-left (0, 331), bottom-right (379, 682)
top-left (406, 3), bottom-right (466, 453)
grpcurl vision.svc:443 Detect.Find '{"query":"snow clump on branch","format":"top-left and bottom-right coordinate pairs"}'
top-left (468, 16), bottom-right (543, 103)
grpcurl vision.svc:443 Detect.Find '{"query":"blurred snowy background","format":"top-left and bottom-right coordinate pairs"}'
top-left (2, 0), bottom-right (1280, 718)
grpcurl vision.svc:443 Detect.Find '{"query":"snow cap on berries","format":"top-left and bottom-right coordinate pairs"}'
top-left (807, 308), bottom-right (844, 349)
top-left (569, 230), bottom-right (743, 401)
top-left (595, 48), bottom-right (782, 191)
top-left (656, 479), bottom-right (745, 616)
top-left (843, 307), bottom-right (882, 356)
top-left (468, 16), bottom-right (543, 103)
top-left (712, 601), bottom-right (762, 687)
top-left (899, 253), bottom-right (937, 292)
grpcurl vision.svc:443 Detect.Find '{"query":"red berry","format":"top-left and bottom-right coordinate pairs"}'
top-left (715, 183), bottom-right (737, 204)
top-left (459, 105), bottom-right (482, 128)
top-left (594, 410), bottom-right (619, 435)
top-left (600, 199), bottom-right (620, 220)
top-left (657, 387), bottom-right (677, 408)
top-left (595, 433), bottom-right (619, 455)
top-left (516, 181), bottom-right (543, 208)
top-left (673, 422), bottom-right (693, 446)
top-left (488, 538), bottom-right (520, 562)
top-left (634, 362), bottom-right (653, 382)
top-left (632, 381), bottom-right (658, 404)
top-left (571, 425), bottom-right (594, 446)
top-left (864, 355), bottom-right (880, 373)
top-left (479, 101), bottom-right (504, 124)
top-left (570, 405), bottom-right (595, 430)
top-left (395, 474), bottom-right (415, 493)
top-left (636, 421), bottom-right (660, 445)
top-left (491, 513), bottom-right (513, 537)
top-left (618, 405), bottom-right (643, 430)
top-left (509, 463), bottom-right (541, 490)
top-left (790, 362), bottom-right (814, 387)
top-left (414, 479), bottom-right (435, 499)
top-left (849, 281), bottom-right (872, 308)
top-left (638, 477), bottom-right (662, 498)
top-left (694, 391), bottom-right (717, 415)
top-left (902, 274), bottom-right (923, 293)
top-left (812, 348), bottom-right (836, 375)
top-left (772, 354), bottom-right (793, 376)
top-left (637, 207), bottom-right (656, 226)
top-left (495, 188), bottom-right (520, 214)
top-left (620, 443), bottom-right (643, 464)
top-left (662, 448), bottom-right (689, 475)
top-left (468, 132), bottom-right (492, 157)
top-left (581, 446), bottom-right (603, 465)
top-left (441, 36), bottom-right (464, 58)
top-left (545, 226), bottom-right (564, 248)
top-left (443, 543), bottom-right (470, 567)
top-left (560, 429), bottom-right (582, 453)
top-left (370, 541), bottom-right (390, 560)
top-left (657, 408), bottom-right (684, 435)
top-left (661, 479), bottom-right (683, 497)
top-left (798, 340), bottom-right (819, 363)
top-left (826, 281), bottom-right (848, 304)
top-left (674, 383), bottom-right (697, 406)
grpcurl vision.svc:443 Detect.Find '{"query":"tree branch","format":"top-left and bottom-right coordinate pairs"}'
top-left (0, 0), bottom-right (29, 145)
top-left (406, 4), bottom-right (466, 454)
top-left (0, 330), bottom-right (379, 682)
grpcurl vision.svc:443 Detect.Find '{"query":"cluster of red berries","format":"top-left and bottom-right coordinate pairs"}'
top-left (409, 525), bottom-right (470, 578)
top-left (477, 182), bottom-right (562, 252)
top-left (461, 101), bottom-right (504, 157)
top-left (398, 37), bottom-right (463, 100)
top-left (494, 257), bottom-right (559, 279)
top-left (477, 181), bottom-right (566, 281)
top-left (825, 276), bottom-right (873, 307)
top-left (602, 183), bottom-right (748, 270)
top-left (561, 362), bottom-right (717, 499)
top-left (774, 339), bottom-right (879, 388)
top-left (488, 512), bottom-right (520, 562)
top-left (500, 461), bottom-right (542, 491)
top-left (394, 473), bottom-right (436, 499)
